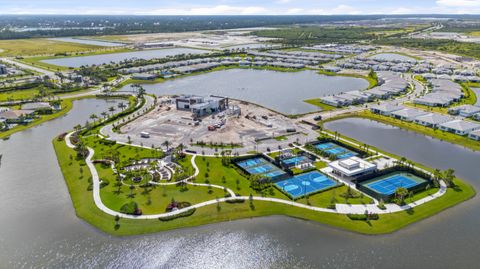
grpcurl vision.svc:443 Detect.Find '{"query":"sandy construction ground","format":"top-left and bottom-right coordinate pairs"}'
top-left (120, 99), bottom-right (316, 150)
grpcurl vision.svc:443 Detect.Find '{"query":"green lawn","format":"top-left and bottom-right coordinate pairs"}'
top-left (0, 88), bottom-right (41, 102)
top-left (82, 135), bottom-right (164, 167)
top-left (53, 134), bottom-right (475, 236)
top-left (97, 163), bottom-right (226, 215)
top-left (0, 38), bottom-right (102, 57)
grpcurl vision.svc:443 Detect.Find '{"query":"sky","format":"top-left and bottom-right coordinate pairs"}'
top-left (1, 0), bottom-right (480, 15)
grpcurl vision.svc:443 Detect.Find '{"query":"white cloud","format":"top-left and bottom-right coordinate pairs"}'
top-left (437, 0), bottom-right (480, 7)
top-left (286, 8), bottom-right (304, 14)
top-left (331, 4), bottom-right (361, 15)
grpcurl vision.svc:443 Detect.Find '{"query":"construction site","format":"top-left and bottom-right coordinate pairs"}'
top-left (120, 96), bottom-right (318, 152)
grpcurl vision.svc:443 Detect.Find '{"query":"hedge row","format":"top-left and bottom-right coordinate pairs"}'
top-left (158, 208), bottom-right (196, 221)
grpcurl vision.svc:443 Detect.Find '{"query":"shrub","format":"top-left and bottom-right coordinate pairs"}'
top-left (347, 213), bottom-right (379, 221)
top-left (100, 180), bottom-right (110, 189)
top-left (225, 198), bottom-right (245, 204)
top-left (120, 201), bottom-right (142, 215)
top-left (158, 208), bottom-right (196, 221)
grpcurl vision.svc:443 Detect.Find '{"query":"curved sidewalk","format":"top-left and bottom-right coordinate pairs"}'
top-left (64, 134), bottom-right (447, 220)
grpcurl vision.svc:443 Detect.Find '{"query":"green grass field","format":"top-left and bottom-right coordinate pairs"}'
top-left (0, 88), bottom-right (41, 102)
top-left (53, 134), bottom-right (475, 236)
top-left (0, 39), bottom-right (103, 57)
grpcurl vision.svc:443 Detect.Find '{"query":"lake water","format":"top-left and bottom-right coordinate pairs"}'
top-left (2, 102), bottom-right (480, 267)
top-left (41, 48), bottom-right (208, 68)
top-left (50, 37), bottom-right (126, 47)
top-left (121, 69), bottom-right (369, 115)
top-left (370, 53), bottom-right (416, 61)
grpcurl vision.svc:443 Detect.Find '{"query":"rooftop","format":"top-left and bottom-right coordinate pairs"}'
top-left (328, 156), bottom-right (377, 177)
top-left (414, 113), bottom-right (454, 124)
top-left (440, 119), bottom-right (480, 131)
top-left (391, 108), bottom-right (428, 118)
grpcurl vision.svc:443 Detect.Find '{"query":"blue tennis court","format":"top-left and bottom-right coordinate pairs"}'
top-left (337, 152), bottom-right (357, 159)
top-left (275, 171), bottom-right (338, 199)
top-left (236, 156), bottom-right (287, 180)
top-left (281, 156), bottom-right (309, 167)
top-left (315, 142), bottom-right (358, 160)
top-left (362, 173), bottom-right (425, 195)
top-left (237, 157), bottom-right (266, 169)
top-left (246, 164), bottom-right (274, 174)
top-left (314, 142), bottom-right (336, 150)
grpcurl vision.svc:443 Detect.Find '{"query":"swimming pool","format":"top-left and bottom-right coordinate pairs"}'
top-left (275, 171), bottom-right (338, 199)
top-left (361, 172), bottom-right (427, 195)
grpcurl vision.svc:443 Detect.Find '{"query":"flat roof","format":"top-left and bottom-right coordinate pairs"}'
top-left (328, 156), bottom-right (377, 177)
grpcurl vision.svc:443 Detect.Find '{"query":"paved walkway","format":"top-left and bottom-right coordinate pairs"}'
top-left (64, 129), bottom-right (447, 220)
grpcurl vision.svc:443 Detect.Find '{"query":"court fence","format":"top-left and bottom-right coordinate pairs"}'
top-left (355, 166), bottom-right (433, 202)
top-left (305, 137), bottom-right (369, 160)
top-left (232, 154), bottom-right (291, 183)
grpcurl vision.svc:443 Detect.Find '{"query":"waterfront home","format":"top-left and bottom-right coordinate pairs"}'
top-left (448, 105), bottom-right (480, 117)
top-left (320, 96), bottom-right (348, 107)
top-left (391, 108), bottom-right (428, 121)
top-left (0, 109), bottom-right (35, 123)
top-left (468, 129), bottom-right (480, 141)
top-left (132, 73), bottom-right (158, 80)
top-left (21, 102), bottom-right (53, 111)
top-left (414, 95), bottom-right (453, 107)
top-left (413, 113), bottom-right (454, 128)
top-left (439, 120), bottom-right (480, 135)
top-left (370, 103), bottom-right (404, 116)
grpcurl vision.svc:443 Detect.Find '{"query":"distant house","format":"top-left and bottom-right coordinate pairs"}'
top-left (132, 73), bottom-right (158, 80)
top-left (414, 113), bottom-right (454, 128)
top-left (0, 109), bottom-right (35, 123)
top-left (0, 64), bottom-right (7, 75)
top-left (390, 108), bottom-right (428, 121)
top-left (439, 120), bottom-right (480, 136)
top-left (320, 96), bottom-right (349, 107)
top-left (448, 105), bottom-right (480, 117)
top-left (469, 129), bottom-right (480, 141)
top-left (370, 103), bottom-right (404, 116)
top-left (21, 102), bottom-right (53, 113)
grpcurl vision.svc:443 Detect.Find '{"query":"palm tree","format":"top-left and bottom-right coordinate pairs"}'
top-left (442, 169), bottom-right (456, 187)
top-left (89, 114), bottom-right (98, 123)
top-left (108, 106), bottom-right (116, 115)
top-left (162, 140), bottom-right (171, 151)
top-left (73, 124), bottom-right (82, 132)
top-left (101, 111), bottom-right (108, 119)
top-left (118, 102), bottom-right (127, 110)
